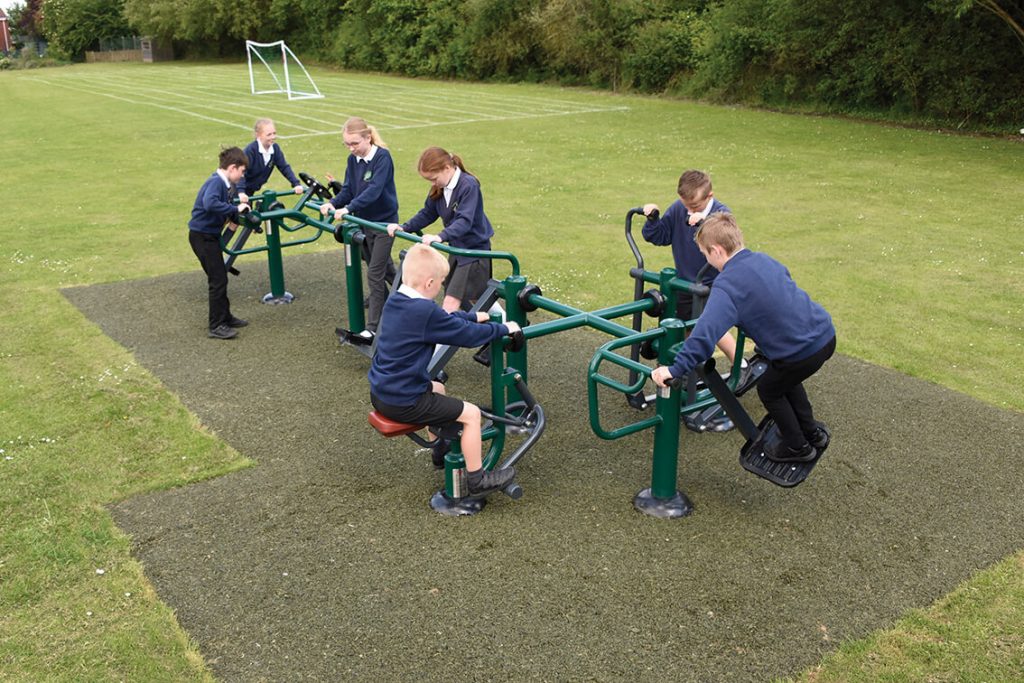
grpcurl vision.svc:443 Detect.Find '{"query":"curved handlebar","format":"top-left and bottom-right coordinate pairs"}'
top-left (625, 206), bottom-right (646, 272)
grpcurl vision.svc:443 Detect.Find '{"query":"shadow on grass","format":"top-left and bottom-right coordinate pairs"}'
top-left (64, 251), bottom-right (1024, 682)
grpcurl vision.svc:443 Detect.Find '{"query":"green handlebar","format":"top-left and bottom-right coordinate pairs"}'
top-left (587, 328), bottom-right (667, 440)
top-left (338, 214), bottom-right (521, 276)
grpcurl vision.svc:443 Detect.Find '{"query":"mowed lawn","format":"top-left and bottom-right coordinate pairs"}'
top-left (1, 62), bottom-right (1022, 681)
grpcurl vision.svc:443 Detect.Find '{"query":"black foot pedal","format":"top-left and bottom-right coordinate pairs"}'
top-left (739, 415), bottom-right (825, 487)
top-left (734, 353), bottom-right (768, 397)
top-left (472, 344), bottom-right (491, 367)
top-left (336, 327), bottom-right (373, 346)
top-left (683, 404), bottom-right (734, 433)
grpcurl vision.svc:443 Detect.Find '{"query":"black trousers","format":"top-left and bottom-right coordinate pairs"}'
top-left (756, 335), bottom-right (836, 449)
top-left (189, 230), bottom-right (231, 329)
top-left (362, 230), bottom-right (396, 333)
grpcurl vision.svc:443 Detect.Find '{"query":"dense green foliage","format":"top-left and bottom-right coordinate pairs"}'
top-left (27, 0), bottom-right (1024, 127)
top-left (39, 0), bottom-right (130, 59)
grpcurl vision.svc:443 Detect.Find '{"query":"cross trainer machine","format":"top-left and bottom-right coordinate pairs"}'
top-left (227, 185), bottom-right (827, 517)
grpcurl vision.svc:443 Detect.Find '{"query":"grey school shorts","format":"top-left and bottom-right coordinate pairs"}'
top-left (443, 257), bottom-right (490, 303)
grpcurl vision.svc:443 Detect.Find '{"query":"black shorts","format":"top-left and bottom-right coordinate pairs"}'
top-left (443, 258), bottom-right (490, 303)
top-left (371, 388), bottom-right (464, 427)
top-left (676, 283), bottom-right (713, 321)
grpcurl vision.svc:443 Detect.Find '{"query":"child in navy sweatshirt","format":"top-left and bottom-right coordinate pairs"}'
top-left (237, 118), bottom-right (303, 204)
top-left (369, 244), bottom-right (521, 496)
top-left (188, 147), bottom-right (251, 339)
top-left (642, 169), bottom-right (741, 368)
top-left (320, 117), bottom-right (399, 341)
top-left (387, 147), bottom-right (494, 314)
top-left (651, 212), bottom-right (836, 462)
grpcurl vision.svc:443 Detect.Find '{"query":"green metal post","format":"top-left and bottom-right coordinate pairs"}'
top-left (444, 441), bottom-right (467, 498)
top-left (633, 318), bottom-right (693, 518)
top-left (261, 215), bottom-right (294, 304)
top-left (659, 268), bottom-right (677, 320)
top-left (342, 224), bottom-right (366, 333)
top-left (501, 275), bottom-right (528, 402)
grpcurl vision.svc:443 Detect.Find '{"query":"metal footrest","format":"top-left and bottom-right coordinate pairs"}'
top-left (739, 415), bottom-right (825, 488)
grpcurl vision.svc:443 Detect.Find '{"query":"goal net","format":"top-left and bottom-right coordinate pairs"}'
top-left (246, 40), bottom-right (323, 100)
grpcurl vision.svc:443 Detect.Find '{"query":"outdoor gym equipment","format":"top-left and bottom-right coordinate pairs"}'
top-left (622, 207), bottom-right (768, 430)
top-left (219, 172), bottom-right (344, 304)
top-left (690, 358), bottom-right (829, 487)
top-left (368, 348), bottom-right (546, 516)
top-left (220, 185), bottom-right (825, 517)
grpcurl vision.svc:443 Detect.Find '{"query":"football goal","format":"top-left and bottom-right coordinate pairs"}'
top-left (246, 40), bottom-right (323, 100)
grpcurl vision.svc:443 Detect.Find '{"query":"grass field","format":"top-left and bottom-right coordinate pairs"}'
top-left (1, 61), bottom-right (1023, 681)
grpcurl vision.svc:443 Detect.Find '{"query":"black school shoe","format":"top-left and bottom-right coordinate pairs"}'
top-left (766, 441), bottom-right (817, 463)
top-left (805, 425), bottom-right (830, 450)
top-left (466, 466), bottom-right (515, 496)
top-left (226, 316), bottom-right (249, 328)
top-left (208, 324), bottom-right (238, 339)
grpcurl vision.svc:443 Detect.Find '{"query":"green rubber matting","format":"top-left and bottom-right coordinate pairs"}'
top-left (63, 251), bottom-right (1024, 682)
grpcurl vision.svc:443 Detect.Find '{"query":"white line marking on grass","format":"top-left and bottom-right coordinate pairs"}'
top-left (73, 74), bottom-right (336, 132)
top-left (30, 66), bottom-right (630, 139)
top-left (282, 106), bottom-right (631, 139)
top-left (22, 76), bottom-right (254, 132)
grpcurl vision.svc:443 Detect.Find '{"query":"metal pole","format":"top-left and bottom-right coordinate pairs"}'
top-left (634, 318), bottom-right (693, 518)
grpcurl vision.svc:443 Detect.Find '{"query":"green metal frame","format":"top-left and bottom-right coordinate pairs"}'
top-left (222, 188), bottom-right (757, 517)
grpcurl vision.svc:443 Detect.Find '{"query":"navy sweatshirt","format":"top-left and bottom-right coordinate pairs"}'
top-left (188, 172), bottom-right (242, 234)
top-left (369, 290), bottom-right (509, 406)
top-left (238, 141), bottom-right (300, 196)
top-left (402, 172), bottom-right (493, 265)
top-left (328, 147), bottom-right (400, 223)
top-left (642, 198), bottom-right (730, 284)
top-left (667, 249), bottom-right (834, 379)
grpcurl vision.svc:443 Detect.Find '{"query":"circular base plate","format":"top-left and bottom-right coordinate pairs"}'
top-left (262, 291), bottom-right (295, 305)
top-left (633, 488), bottom-right (693, 519)
top-left (430, 491), bottom-right (486, 516)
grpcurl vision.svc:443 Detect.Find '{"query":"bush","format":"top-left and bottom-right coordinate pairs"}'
top-left (623, 12), bottom-right (699, 93)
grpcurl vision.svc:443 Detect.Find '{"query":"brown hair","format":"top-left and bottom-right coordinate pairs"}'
top-left (343, 116), bottom-right (387, 148)
top-left (219, 146), bottom-right (247, 170)
top-left (677, 170), bottom-right (712, 204)
top-left (695, 211), bottom-right (744, 255)
top-left (418, 147), bottom-right (469, 200)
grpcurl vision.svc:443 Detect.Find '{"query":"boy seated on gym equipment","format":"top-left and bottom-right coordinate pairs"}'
top-left (368, 243), bottom-right (522, 495)
top-left (650, 213), bottom-right (836, 463)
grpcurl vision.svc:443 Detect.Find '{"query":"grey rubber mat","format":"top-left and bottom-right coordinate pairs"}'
top-left (64, 251), bottom-right (1024, 682)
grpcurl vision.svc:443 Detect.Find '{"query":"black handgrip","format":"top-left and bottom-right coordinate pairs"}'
top-left (299, 172), bottom-right (331, 202)
top-left (512, 373), bottom-right (538, 410)
top-left (507, 329), bottom-right (525, 353)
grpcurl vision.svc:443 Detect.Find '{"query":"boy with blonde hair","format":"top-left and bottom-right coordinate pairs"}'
top-left (369, 244), bottom-right (521, 495)
top-left (651, 213), bottom-right (836, 463)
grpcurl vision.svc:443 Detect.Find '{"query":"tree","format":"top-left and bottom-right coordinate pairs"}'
top-left (42, 0), bottom-right (131, 59)
top-left (9, 0), bottom-right (46, 40)
top-left (930, 0), bottom-right (1024, 43)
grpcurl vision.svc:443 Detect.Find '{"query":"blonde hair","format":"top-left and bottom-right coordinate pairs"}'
top-left (677, 170), bottom-right (712, 204)
top-left (695, 212), bottom-right (744, 255)
top-left (254, 118), bottom-right (274, 134)
top-left (343, 117), bottom-right (387, 148)
top-left (402, 243), bottom-right (450, 289)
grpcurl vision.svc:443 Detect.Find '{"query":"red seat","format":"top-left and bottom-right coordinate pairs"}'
top-left (368, 411), bottom-right (425, 438)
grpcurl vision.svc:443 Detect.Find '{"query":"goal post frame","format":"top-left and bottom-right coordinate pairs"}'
top-left (246, 40), bottom-right (323, 101)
